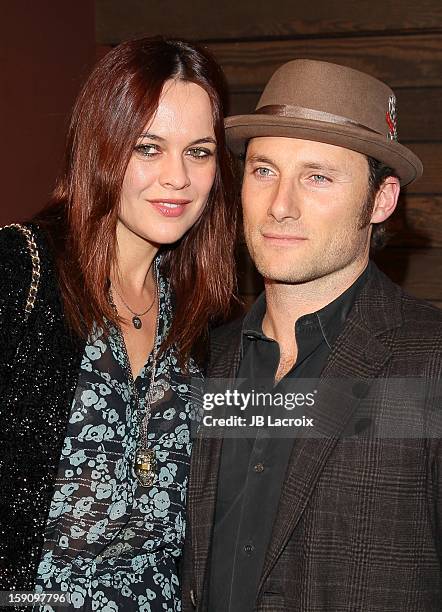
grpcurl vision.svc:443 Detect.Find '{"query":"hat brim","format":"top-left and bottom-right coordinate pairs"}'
top-left (225, 114), bottom-right (423, 186)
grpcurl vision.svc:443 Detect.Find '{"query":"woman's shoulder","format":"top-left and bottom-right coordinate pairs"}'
top-left (0, 223), bottom-right (34, 279)
top-left (0, 223), bottom-right (47, 316)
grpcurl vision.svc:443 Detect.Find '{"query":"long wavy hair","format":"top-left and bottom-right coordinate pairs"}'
top-left (34, 37), bottom-right (238, 364)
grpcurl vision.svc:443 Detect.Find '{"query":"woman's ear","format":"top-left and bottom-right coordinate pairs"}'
top-left (370, 176), bottom-right (401, 223)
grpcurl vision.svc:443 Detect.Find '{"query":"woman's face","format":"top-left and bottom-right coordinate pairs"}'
top-left (118, 79), bottom-right (217, 246)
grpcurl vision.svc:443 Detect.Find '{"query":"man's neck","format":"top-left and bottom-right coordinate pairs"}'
top-left (262, 259), bottom-right (369, 346)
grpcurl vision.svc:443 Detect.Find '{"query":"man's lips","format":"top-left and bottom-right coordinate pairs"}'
top-left (262, 232), bottom-right (307, 243)
top-left (148, 198), bottom-right (192, 217)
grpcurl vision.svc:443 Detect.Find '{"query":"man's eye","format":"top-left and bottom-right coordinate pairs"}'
top-left (134, 144), bottom-right (159, 157)
top-left (187, 148), bottom-right (212, 158)
top-left (311, 174), bottom-right (329, 183)
top-left (254, 167), bottom-right (274, 177)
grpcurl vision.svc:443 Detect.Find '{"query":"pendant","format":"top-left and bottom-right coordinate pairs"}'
top-left (132, 316), bottom-right (142, 329)
top-left (134, 448), bottom-right (156, 487)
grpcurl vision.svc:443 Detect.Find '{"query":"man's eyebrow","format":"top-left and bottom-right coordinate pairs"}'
top-left (300, 161), bottom-right (345, 175)
top-left (138, 133), bottom-right (217, 146)
top-left (244, 155), bottom-right (348, 175)
top-left (245, 155), bottom-right (276, 165)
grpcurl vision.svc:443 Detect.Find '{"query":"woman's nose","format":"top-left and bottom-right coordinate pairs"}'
top-left (159, 155), bottom-right (191, 190)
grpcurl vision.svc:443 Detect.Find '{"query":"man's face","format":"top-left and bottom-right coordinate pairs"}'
top-left (242, 137), bottom-right (373, 284)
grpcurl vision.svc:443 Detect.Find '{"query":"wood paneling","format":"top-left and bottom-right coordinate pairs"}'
top-left (95, 0), bottom-right (442, 44)
top-left (389, 196), bottom-right (442, 247)
top-left (208, 34), bottom-right (442, 90)
top-left (407, 144), bottom-right (442, 195)
top-left (374, 247), bottom-right (442, 301)
top-left (396, 88), bottom-right (442, 142)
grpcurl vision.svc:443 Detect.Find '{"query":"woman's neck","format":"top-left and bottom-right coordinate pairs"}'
top-left (112, 220), bottom-right (159, 295)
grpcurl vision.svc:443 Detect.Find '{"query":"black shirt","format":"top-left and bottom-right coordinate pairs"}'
top-left (208, 265), bottom-right (370, 612)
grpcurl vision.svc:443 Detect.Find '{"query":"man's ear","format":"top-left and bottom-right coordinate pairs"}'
top-left (370, 176), bottom-right (401, 223)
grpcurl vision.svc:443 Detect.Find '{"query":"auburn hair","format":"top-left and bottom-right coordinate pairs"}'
top-left (34, 37), bottom-right (238, 364)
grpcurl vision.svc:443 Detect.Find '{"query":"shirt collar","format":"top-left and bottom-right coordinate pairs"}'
top-left (242, 263), bottom-right (371, 351)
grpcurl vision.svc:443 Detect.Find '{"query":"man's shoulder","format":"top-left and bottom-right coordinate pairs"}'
top-left (206, 317), bottom-right (244, 377)
top-left (363, 263), bottom-right (442, 332)
top-left (378, 269), bottom-right (442, 328)
top-left (360, 268), bottom-right (442, 375)
top-left (209, 316), bottom-right (244, 351)
top-left (399, 290), bottom-right (442, 326)
top-left (395, 291), bottom-right (442, 357)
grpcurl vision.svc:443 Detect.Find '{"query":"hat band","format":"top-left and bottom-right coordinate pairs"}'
top-left (255, 104), bottom-right (380, 136)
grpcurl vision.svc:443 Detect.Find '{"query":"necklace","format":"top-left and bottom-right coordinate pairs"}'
top-left (109, 264), bottom-right (160, 487)
top-left (111, 284), bottom-right (156, 329)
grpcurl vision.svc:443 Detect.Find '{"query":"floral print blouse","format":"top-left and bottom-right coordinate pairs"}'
top-left (34, 270), bottom-right (201, 611)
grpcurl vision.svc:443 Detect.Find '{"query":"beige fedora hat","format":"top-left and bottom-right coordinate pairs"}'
top-left (225, 59), bottom-right (422, 186)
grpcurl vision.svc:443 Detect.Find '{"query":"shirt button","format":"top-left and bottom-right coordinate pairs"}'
top-left (254, 463), bottom-right (265, 473)
top-left (190, 589), bottom-right (197, 608)
top-left (243, 543), bottom-right (255, 555)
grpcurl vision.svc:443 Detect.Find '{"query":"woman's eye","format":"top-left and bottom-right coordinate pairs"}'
top-left (134, 143), bottom-right (159, 157)
top-left (187, 147), bottom-right (212, 159)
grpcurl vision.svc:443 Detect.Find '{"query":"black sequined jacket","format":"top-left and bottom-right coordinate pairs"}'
top-left (0, 224), bottom-right (84, 591)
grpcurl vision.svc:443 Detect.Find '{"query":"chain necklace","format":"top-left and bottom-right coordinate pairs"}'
top-left (111, 284), bottom-right (156, 330)
top-left (109, 263), bottom-right (160, 487)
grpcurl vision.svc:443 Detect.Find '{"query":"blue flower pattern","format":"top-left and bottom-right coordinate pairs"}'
top-left (34, 271), bottom-right (202, 611)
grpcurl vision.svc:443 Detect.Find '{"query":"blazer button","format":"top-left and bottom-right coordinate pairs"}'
top-left (190, 589), bottom-right (197, 608)
top-left (354, 418), bottom-right (372, 435)
top-left (352, 381), bottom-right (369, 399)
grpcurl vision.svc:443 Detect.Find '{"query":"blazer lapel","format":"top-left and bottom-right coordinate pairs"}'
top-left (189, 324), bottom-right (242, 602)
top-left (258, 266), bottom-right (403, 593)
top-left (188, 435), bottom-right (223, 603)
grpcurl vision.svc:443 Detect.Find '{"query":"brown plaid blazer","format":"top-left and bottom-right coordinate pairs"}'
top-left (182, 264), bottom-right (442, 612)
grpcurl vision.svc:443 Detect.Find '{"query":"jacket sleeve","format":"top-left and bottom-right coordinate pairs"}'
top-left (425, 337), bottom-right (442, 563)
top-left (428, 429), bottom-right (442, 563)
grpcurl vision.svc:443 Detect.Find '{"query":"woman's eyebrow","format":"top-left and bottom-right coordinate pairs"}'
top-left (138, 132), bottom-right (164, 141)
top-left (138, 133), bottom-right (216, 146)
top-left (189, 137), bottom-right (217, 146)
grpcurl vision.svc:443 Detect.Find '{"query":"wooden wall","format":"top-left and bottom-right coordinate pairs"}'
top-left (96, 0), bottom-right (442, 308)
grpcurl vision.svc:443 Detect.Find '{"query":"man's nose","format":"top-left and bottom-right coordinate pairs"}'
top-left (267, 179), bottom-right (301, 222)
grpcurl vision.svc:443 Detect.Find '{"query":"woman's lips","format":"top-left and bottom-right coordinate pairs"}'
top-left (148, 199), bottom-right (192, 218)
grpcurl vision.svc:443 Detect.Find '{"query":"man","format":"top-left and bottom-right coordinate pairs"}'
top-left (183, 60), bottom-right (442, 611)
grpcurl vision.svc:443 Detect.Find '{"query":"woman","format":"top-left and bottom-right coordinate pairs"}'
top-left (0, 37), bottom-right (236, 610)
